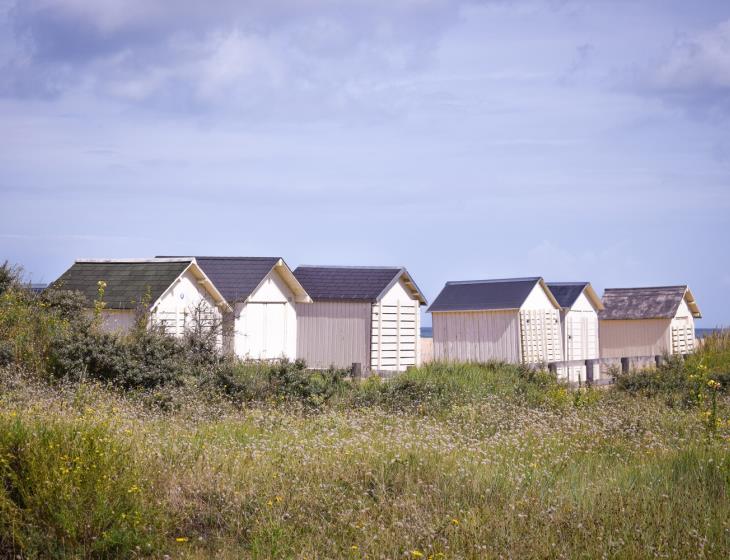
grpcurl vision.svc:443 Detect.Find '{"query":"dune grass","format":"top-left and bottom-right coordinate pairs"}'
top-left (1, 362), bottom-right (728, 559)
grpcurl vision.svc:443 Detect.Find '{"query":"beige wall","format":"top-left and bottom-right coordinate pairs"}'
top-left (296, 301), bottom-right (372, 369)
top-left (100, 309), bottom-right (136, 334)
top-left (432, 310), bottom-right (522, 363)
top-left (599, 319), bottom-right (671, 358)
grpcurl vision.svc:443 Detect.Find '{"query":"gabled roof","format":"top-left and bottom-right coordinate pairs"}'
top-left (599, 285), bottom-right (701, 320)
top-left (50, 258), bottom-right (230, 311)
top-left (547, 282), bottom-right (604, 311)
top-left (293, 266), bottom-right (427, 304)
top-left (159, 256), bottom-right (311, 304)
top-left (428, 277), bottom-right (559, 313)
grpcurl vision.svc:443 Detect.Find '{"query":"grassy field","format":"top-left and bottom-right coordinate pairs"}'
top-left (1, 361), bottom-right (728, 559)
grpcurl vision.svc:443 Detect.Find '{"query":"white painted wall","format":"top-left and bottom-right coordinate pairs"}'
top-left (521, 282), bottom-right (556, 311)
top-left (558, 291), bottom-right (600, 382)
top-left (151, 267), bottom-right (224, 346)
top-left (671, 295), bottom-right (696, 354)
top-left (234, 268), bottom-right (297, 360)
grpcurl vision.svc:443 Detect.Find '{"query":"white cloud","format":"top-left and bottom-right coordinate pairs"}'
top-left (653, 20), bottom-right (730, 90)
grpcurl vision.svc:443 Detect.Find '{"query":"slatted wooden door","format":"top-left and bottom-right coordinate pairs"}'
top-left (519, 309), bottom-right (562, 365)
top-left (371, 301), bottom-right (418, 371)
top-left (671, 323), bottom-right (695, 355)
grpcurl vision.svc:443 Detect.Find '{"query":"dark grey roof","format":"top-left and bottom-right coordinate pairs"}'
top-left (547, 282), bottom-right (589, 309)
top-left (51, 260), bottom-right (191, 309)
top-left (293, 266), bottom-right (410, 302)
top-left (599, 286), bottom-right (695, 320)
top-left (427, 277), bottom-right (542, 313)
top-left (159, 256), bottom-right (280, 302)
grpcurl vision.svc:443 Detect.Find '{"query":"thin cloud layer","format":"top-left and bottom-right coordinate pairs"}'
top-left (644, 19), bottom-right (730, 116)
top-left (2, 0), bottom-right (484, 116)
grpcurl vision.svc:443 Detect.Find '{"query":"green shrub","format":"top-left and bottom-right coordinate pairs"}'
top-left (0, 412), bottom-right (159, 557)
top-left (0, 288), bottom-right (69, 375)
top-left (209, 359), bottom-right (349, 407)
top-left (48, 329), bottom-right (190, 389)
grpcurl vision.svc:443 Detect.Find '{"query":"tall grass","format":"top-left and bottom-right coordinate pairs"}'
top-left (1, 365), bottom-right (728, 559)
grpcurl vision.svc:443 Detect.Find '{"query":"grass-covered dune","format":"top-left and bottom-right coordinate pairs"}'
top-left (1, 361), bottom-right (728, 559)
top-left (1, 265), bottom-right (729, 558)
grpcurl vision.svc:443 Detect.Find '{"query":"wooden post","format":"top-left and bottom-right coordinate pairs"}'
top-left (351, 362), bottom-right (362, 383)
top-left (585, 359), bottom-right (595, 386)
top-left (621, 357), bottom-right (630, 374)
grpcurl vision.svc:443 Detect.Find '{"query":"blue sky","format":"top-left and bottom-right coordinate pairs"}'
top-left (1, 0), bottom-right (729, 326)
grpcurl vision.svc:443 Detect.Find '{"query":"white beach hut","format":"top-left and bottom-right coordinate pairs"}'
top-left (51, 258), bottom-right (230, 344)
top-left (546, 282), bottom-right (604, 382)
top-left (599, 285), bottom-right (701, 361)
top-left (176, 257), bottom-right (312, 361)
top-left (428, 277), bottom-right (563, 365)
top-left (293, 266), bottom-right (427, 372)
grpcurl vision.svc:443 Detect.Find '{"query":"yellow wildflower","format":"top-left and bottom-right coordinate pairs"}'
top-left (175, 537), bottom-right (189, 543)
top-left (451, 518), bottom-right (460, 526)
top-left (411, 551), bottom-right (424, 558)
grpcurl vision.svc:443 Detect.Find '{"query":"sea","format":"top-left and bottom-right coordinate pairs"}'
top-left (420, 326), bottom-right (725, 339)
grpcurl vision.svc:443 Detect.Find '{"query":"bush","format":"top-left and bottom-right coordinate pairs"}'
top-left (48, 329), bottom-right (190, 389)
top-left (351, 362), bottom-right (570, 411)
top-left (0, 412), bottom-right (159, 557)
top-left (0, 288), bottom-right (69, 375)
top-left (209, 359), bottom-right (349, 407)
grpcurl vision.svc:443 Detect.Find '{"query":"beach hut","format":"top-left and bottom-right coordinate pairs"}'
top-left (599, 285), bottom-right (701, 360)
top-left (293, 266), bottom-right (427, 372)
top-left (51, 259), bottom-right (230, 342)
top-left (547, 282), bottom-right (604, 382)
top-left (165, 257), bottom-right (312, 361)
top-left (428, 277), bottom-right (563, 365)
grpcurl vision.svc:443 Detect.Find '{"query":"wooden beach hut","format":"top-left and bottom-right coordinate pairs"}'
top-left (428, 277), bottom-right (563, 365)
top-left (599, 285), bottom-right (701, 360)
top-left (293, 266), bottom-right (427, 372)
top-left (51, 258), bottom-right (230, 344)
top-left (547, 282), bottom-right (604, 382)
top-left (164, 257), bottom-right (312, 361)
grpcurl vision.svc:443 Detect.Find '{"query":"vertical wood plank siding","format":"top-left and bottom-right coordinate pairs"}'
top-left (296, 301), bottom-right (372, 369)
top-left (432, 311), bottom-right (521, 363)
top-left (599, 319), bottom-right (671, 358)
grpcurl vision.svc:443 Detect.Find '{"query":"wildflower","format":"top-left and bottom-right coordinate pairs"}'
top-left (707, 379), bottom-right (721, 390)
top-left (411, 551), bottom-right (424, 558)
top-left (451, 518), bottom-right (460, 526)
top-left (175, 537), bottom-right (189, 543)
top-left (351, 545), bottom-right (359, 551)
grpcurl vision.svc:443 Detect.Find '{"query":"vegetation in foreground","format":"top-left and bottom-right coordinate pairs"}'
top-left (0, 262), bottom-right (729, 558)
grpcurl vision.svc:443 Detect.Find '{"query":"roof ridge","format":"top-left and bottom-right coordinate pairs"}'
top-left (546, 281), bottom-right (589, 286)
top-left (159, 256), bottom-right (280, 260)
top-left (295, 265), bottom-right (404, 270)
top-left (446, 277), bottom-right (541, 285)
top-left (76, 258), bottom-right (192, 263)
top-left (604, 285), bottom-right (687, 291)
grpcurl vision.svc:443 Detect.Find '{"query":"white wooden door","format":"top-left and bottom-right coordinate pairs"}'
top-left (264, 303), bottom-right (287, 360)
